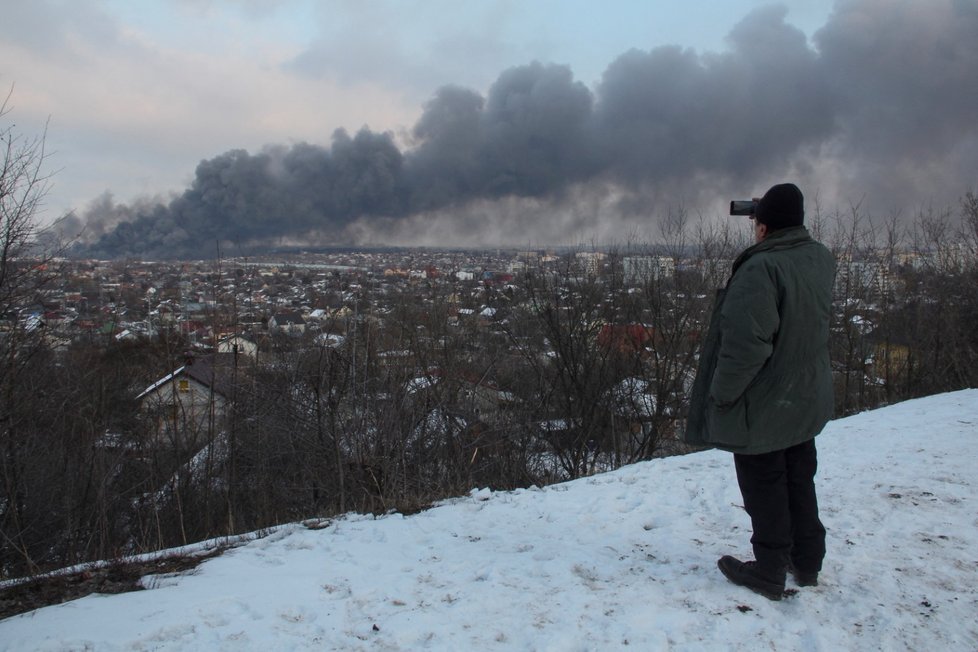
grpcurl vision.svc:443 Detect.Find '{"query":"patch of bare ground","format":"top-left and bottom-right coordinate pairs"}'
top-left (0, 546), bottom-right (229, 621)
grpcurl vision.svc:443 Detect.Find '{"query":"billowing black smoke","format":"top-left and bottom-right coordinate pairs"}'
top-left (79, 129), bottom-right (408, 258)
top-left (75, 1), bottom-right (978, 259)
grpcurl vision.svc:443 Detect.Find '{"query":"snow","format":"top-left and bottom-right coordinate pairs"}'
top-left (3, 390), bottom-right (977, 651)
top-left (135, 366), bottom-right (186, 400)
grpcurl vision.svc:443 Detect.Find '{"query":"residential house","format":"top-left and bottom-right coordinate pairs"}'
top-left (407, 369), bottom-right (517, 424)
top-left (137, 353), bottom-right (233, 449)
top-left (597, 324), bottom-right (656, 356)
top-left (217, 333), bottom-right (259, 361)
top-left (268, 311), bottom-right (306, 335)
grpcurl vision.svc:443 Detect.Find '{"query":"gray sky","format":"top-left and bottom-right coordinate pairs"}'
top-left (3, 0), bottom-right (976, 252)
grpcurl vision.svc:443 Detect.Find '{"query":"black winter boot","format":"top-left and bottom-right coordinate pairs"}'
top-left (789, 564), bottom-right (819, 587)
top-left (717, 555), bottom-right (786, 601)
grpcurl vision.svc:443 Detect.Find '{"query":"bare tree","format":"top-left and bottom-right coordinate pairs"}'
top-left (897, 200), bottom-right (978, 395)
top-left (1, 92), bottom-right (57, 309)
top-left (1, 89), bottom-right (72, 575)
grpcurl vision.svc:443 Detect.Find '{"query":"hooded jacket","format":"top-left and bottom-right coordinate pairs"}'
top-left (684, 225), bottom-right (835, 454)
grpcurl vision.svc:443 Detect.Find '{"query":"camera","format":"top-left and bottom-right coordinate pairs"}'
top-left (729, 200), bottom-right (757, 216)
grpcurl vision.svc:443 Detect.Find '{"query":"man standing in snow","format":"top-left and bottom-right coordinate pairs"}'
top-left (685, 183), bottom-right (835, 601)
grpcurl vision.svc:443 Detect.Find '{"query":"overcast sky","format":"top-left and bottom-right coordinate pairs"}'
top-left (3, 0), bottom-right (976, 249)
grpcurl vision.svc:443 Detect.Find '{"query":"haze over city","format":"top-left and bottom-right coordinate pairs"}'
top-left (3, 0), bottom-right (977, 257)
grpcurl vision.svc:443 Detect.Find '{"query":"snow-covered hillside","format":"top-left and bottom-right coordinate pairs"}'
top-left (2, 391), bottom-right (976, 651)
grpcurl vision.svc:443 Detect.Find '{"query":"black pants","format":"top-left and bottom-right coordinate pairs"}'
top-left (733, 438), bottom-right (826, 574)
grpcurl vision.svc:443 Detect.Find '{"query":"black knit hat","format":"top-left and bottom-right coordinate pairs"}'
top-left (755, 183), bottom-right (804, 230)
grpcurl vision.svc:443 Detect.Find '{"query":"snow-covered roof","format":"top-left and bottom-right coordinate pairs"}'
top-left (136, 366), bottom-right (186, 400)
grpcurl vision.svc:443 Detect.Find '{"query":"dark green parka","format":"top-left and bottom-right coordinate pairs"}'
top-left (685, 226), bottom-right (835, 454)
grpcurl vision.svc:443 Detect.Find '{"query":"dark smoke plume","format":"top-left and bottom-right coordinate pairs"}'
top-left (76, 1), bottom-right (978, 259)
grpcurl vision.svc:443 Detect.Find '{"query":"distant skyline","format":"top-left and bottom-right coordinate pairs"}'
top-left (3, 0), bottom-right (977, 250)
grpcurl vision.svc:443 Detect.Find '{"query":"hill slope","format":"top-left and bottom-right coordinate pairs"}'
top-left (2, 391), bottom-right (977, 651)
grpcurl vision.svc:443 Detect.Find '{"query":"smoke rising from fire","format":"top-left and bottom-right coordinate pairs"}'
top-left (74, 1), bottom-right (978, 258)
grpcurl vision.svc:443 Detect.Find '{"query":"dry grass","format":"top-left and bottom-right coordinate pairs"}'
top-left (0, 547), bottom-right (229, 621)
